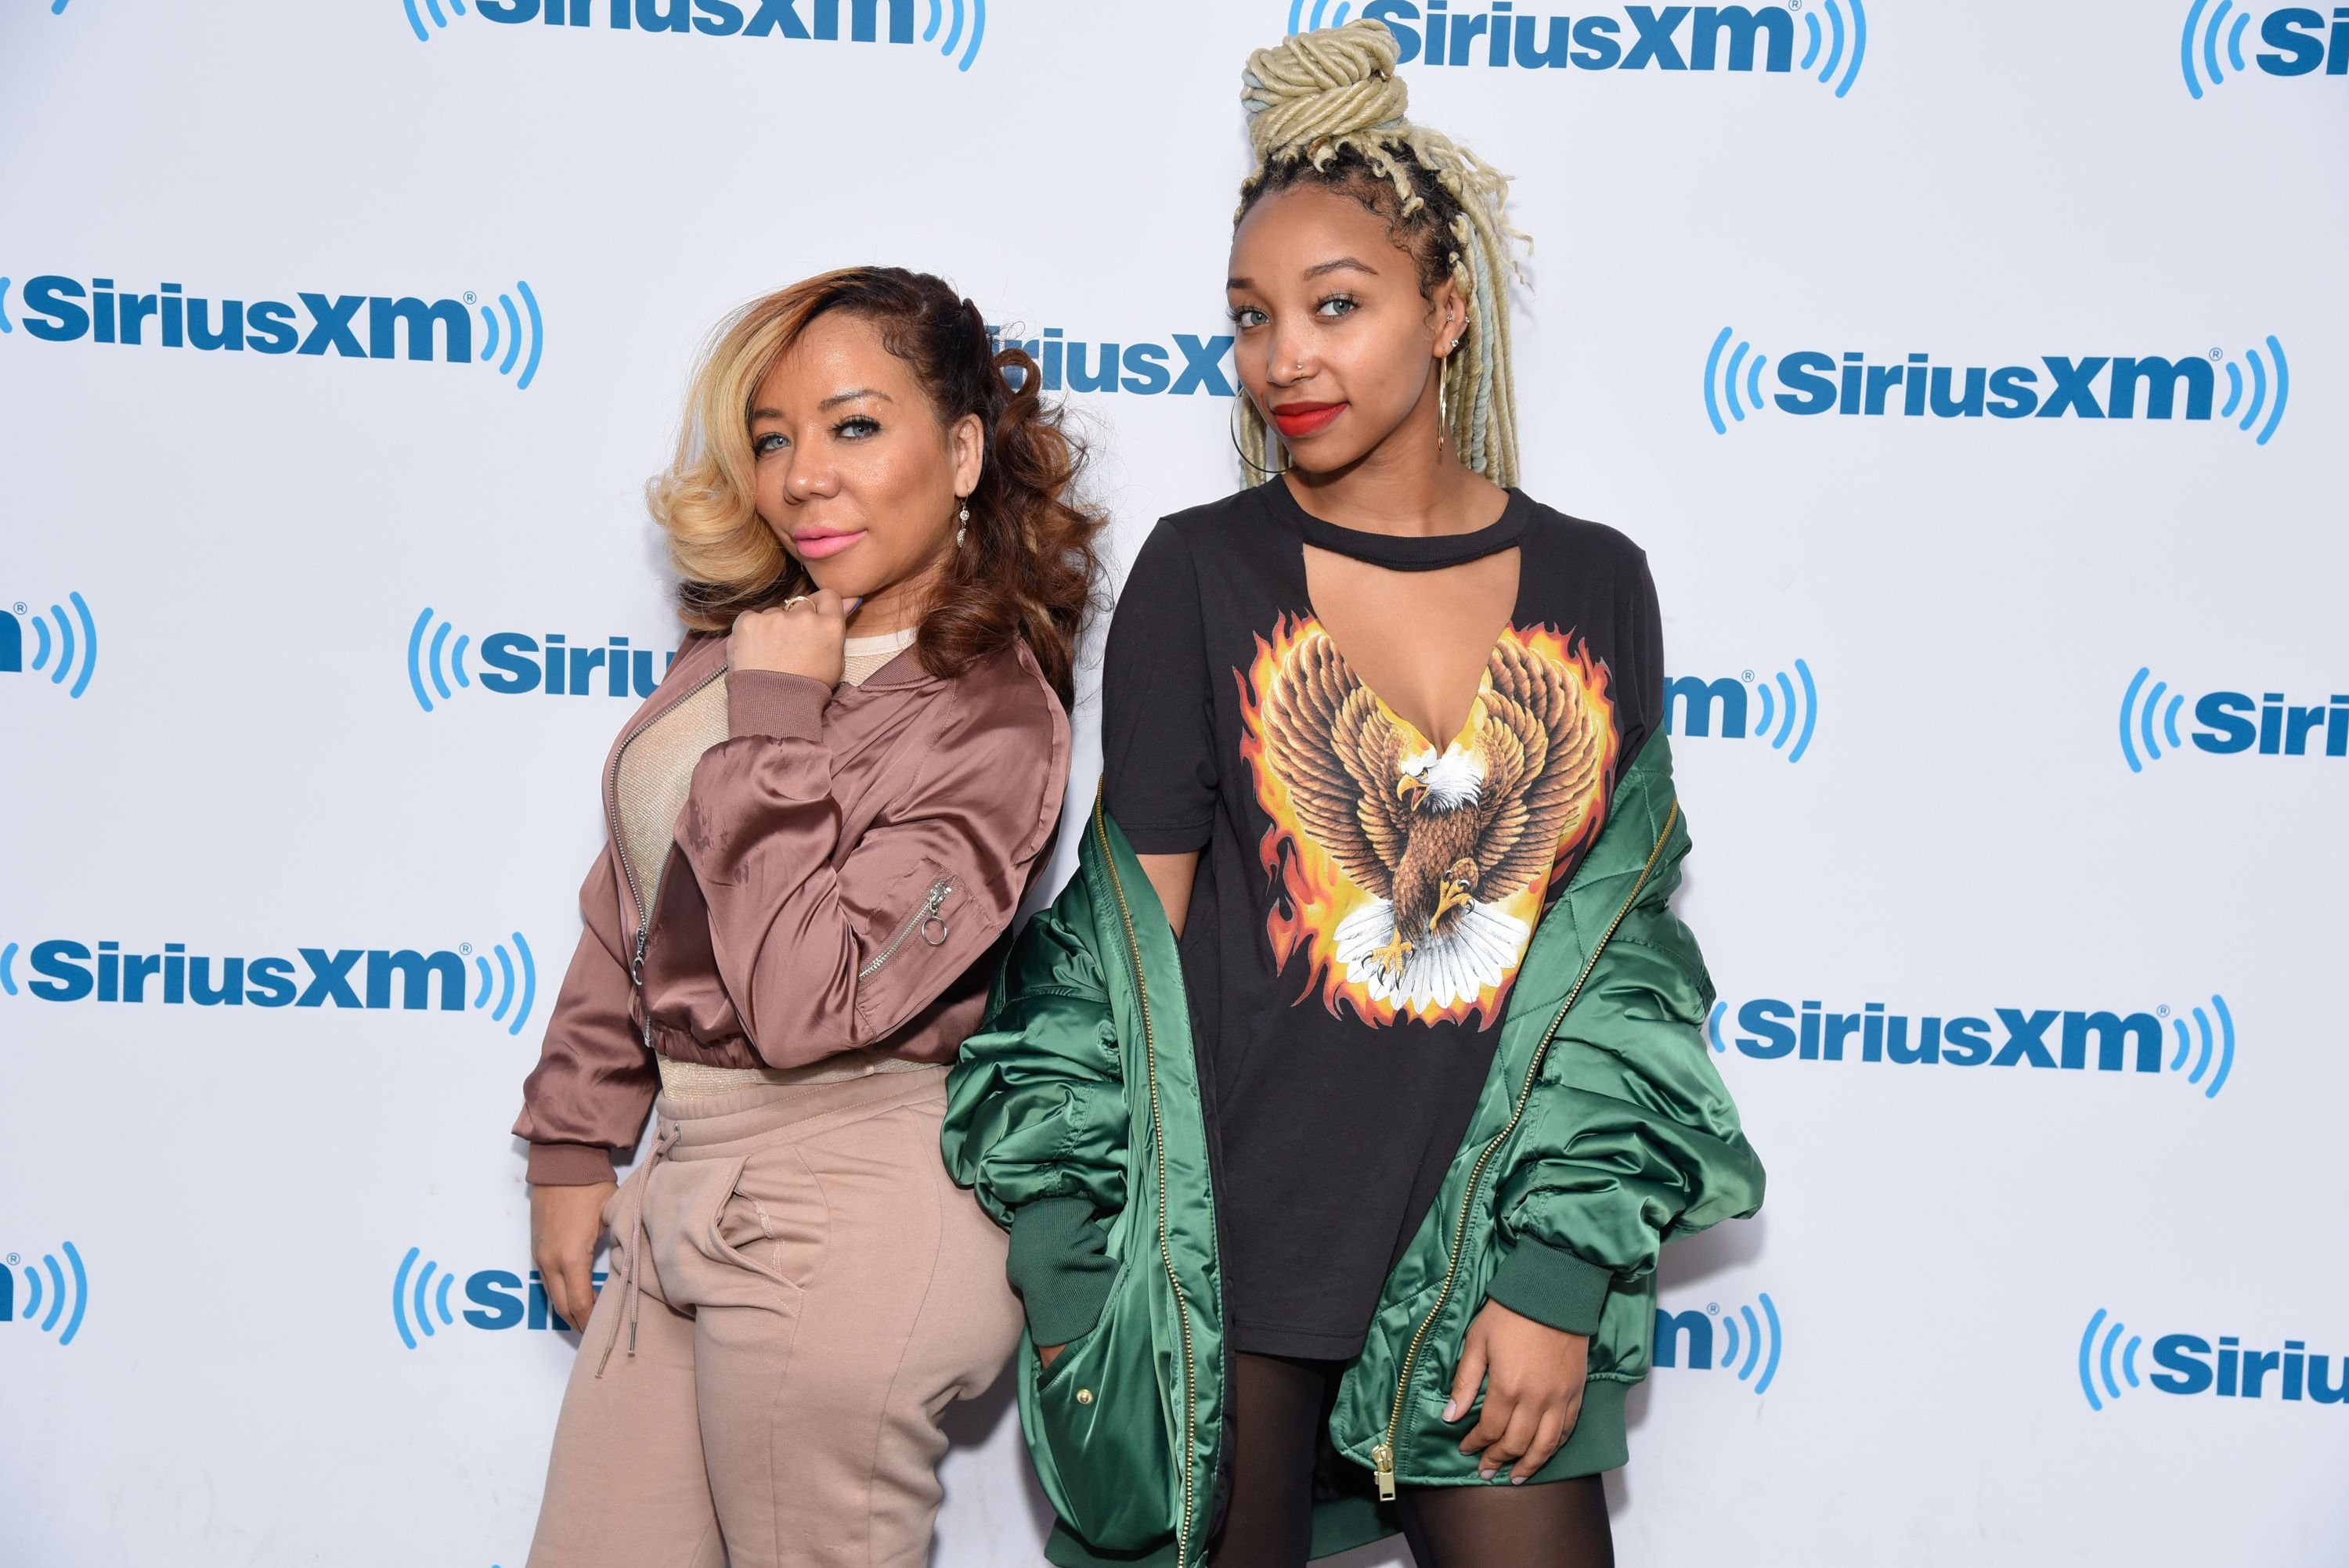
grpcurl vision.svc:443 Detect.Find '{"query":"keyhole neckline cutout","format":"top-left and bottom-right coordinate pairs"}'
top-left (1265, 474), bottom-right (1530, 572)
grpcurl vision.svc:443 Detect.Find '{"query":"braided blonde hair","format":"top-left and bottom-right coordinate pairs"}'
top-left (1236, 18), bottom-right (1528, 488)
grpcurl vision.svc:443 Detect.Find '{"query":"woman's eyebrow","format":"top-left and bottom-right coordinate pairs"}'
top-left (819, 387), bottom-right (893, 409)
top-left (1302, 256), bottom-right (1379, 279)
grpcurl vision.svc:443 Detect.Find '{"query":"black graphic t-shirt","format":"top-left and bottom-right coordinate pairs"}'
top-left (1102, 478), bottom-right (1664, 1358)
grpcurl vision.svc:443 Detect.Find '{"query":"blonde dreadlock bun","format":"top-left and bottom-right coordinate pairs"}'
top-left (1239, 20), bottom-right (1410, 158)
top-left (1234, 18), bottom-right (1526, 488)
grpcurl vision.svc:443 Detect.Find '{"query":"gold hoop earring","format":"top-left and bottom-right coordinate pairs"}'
top-left (1229, 398), bottom-right (1291, 478)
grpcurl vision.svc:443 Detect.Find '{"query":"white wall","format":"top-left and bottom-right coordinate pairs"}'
top-left (2, 2), bottom-right (2342, 1563)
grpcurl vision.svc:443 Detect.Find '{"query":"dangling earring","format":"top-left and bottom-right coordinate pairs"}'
top-left (1436, 368), bottom-right (1450, 456)
top-left (1229, 398), bottom-right (1291, 477)
top-left (954, 498), bottom-right (969, 549)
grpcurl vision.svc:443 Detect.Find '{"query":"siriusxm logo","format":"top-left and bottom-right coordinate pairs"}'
top-left (1663, 662), bottom-right (1817, 763)
top-left (2119, 669), bottom-right (2347, 772)
top-left (3, 593), bottom-right (98, 700)
top-left (0, 275), bottom-right (546, 391)
top-left (2181, 3), bottom-right (2349, 96)
top-left (1, 932), bottom-right (539, 1036)
top-left (404, 0), bottom-right (990, 71)
top-left (392, 1248), bottom-right (606, 1346)
top-left (1287, 1), bottom-right (1867, 95)
top-left (407, 609), bottom-right (678, 713)
top-left (1708, 993), bottom-right (2239, 1099)
top-left (1702, 330), bottom-right (2292, 445)
top-left (984, 326), bottom-right (1236, 398)
top-left (2, 1243), bottom-right (89, 1346)
top-left (2080, 1308), bottom-right (2347, 1411)
top-left (1651, 1292), bottom-right (1783, 1393)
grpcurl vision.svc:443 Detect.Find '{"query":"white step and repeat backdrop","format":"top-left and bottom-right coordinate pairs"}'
top-left (3, 1), bottom-right (2342, 1563)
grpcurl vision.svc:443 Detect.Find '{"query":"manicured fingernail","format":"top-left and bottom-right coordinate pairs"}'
top-left (1442, 1400), bottom-right (1457, 1421)
top-left (1511, 1475), bottom-right (1527, 1486)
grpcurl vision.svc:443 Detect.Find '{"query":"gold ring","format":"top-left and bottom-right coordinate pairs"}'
top-left (781, 595), bottom-right (810, 609)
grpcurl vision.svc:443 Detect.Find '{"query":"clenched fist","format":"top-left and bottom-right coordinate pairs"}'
top-left (728, 588), bottom-right (866, 687)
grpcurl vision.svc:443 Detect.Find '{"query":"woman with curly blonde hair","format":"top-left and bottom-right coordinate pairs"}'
top-left (514, 265), bottom-right (1102, 1568)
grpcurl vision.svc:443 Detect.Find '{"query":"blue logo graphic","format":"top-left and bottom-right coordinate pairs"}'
top-left (984, 325), bottom-right (1236, 398)
top-left (1, 933), bottom-right (539, 1036)
top-left (1, 1243), bottom-right (89, 1346)
top-left (392, 1248), bottom-right (608, 1346)
top-left (406, 0), bottom-right (988, 70)
top-left (2181, 3), bottom-right (2349, 97)
top-left (1286, 1), bottom-right (1865, 94)
top-left (3, 593), bottom-right (99, 699)
top-left (1652, 1292), bottom-right (1783, 1393)
top-left (1707, 993), bottom-right (2238, 1099)
top-left (1703, 330), bottom-right (2292, 444)
top-left (5, 275), bottom-right (546, 391)
top-left (406, 610), bottom-right (678, 712)
top-left (2080, 1307), bottom-right (2347, 1409)
top-left (2119, 669), bottom-right (2347, 770)
top-left (1663, 663), bottom-right (1817, 762)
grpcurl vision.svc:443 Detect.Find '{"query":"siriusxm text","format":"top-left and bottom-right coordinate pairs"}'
top-left (1724, 1000), bottom-right (2170, 1071)
top-left (23, 941), bottom-right (471, 1010)
top-left (2185, 690), bottom-right (2349, 757)
top-left (2152, 1334), bottom-right (2349, 1403)
top-left (473, 0), bottom-right (921, 39)
top-left (984, 327), bottom-right (1236, 398)
top-left (1771, 351), bottom-right (2244, 421)
top-left (1359, 2), bottom-right (1811, 71)
top-left (18, 277), bottom-right (471, 362)
top-left (481, 634), bottom-right (677, 697)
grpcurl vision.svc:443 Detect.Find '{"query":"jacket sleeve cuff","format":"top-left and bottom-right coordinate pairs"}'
top-left (727, 670), bottom-right (830, 741)
top-left (1485, 1237), bottom-right (1614, 1336)
top-left (1006, 1196), bottom-right (1117, 1346)
top-left (527, 1142), bottom-right (618, 1186)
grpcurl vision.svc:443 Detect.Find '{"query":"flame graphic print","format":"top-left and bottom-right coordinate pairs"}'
top-left (1236, 615), bottom-right (1618, 1029)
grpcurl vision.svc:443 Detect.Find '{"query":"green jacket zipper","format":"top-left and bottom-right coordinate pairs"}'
top-left (1372, 800), bottom-right (1681, 1501)
top-left (1092, 796), bottom-right (1202, 1568)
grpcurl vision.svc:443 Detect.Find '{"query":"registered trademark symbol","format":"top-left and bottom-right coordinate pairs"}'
top-left (1785, 0), bottom-right (1799, 10)
top-left (2210, 348), bottom-right (2224, 361)
top-left (1707, 1302), bottom-right (1720, 1314)
top-left (464, 291), bottom-right (478, 305)
top-left (10, 603), bottom-right (23, 615)
top-left (460, 943), bottom-right (473, 955)
top-left (2157, 1004), bottom-right (2170, 1017)
top-left (5, 1253), bottom-right (16, 1266)
top-left (1741, 669), bottom-right (1754, 682)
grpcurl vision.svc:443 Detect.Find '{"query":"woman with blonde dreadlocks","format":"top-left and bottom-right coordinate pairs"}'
top-left (942, 20), bottom-right (1763, 1567)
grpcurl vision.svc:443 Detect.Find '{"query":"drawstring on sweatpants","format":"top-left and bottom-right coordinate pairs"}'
top-left (595, 1116), bottom-right (682, 1379)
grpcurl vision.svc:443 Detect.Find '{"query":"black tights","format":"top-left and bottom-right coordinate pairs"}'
top-left (1210, 1352), bottom-right (1615, 1568)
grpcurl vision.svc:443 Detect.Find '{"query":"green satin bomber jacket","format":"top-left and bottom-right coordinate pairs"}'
top-left (940, 734), bottom-right (1766, 1567)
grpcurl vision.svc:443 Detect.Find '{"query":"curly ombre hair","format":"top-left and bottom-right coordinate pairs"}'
top-left (649, 267), bottom-right (1105, 708)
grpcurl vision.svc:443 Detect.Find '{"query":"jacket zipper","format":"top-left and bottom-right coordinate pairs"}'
top-left (1372, 800), bottom-right (1681, 1501)
top-left (606, 663), bottom-right (729, 1051)
top-left (857, 876), bottom-right (956, 980)
top-left (1092, 798), bottom-right (1201, 1568)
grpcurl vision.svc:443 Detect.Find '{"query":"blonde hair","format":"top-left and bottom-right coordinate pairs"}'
top-left (650, 290), bottom-right (805, 629)
top-left (1235, 18), bottom-right (1528, 487)
top-left (648, 267), bottom-right (1106, 707)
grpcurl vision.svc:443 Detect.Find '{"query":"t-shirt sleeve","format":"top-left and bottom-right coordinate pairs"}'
top-left (1616, 549), bottom-right (1666, 769)
top-left (1102, 520), bottom-right (1219, 854)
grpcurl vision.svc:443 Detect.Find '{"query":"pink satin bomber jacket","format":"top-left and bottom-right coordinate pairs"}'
top-left (512, 628), bottom-right (1071, 1185)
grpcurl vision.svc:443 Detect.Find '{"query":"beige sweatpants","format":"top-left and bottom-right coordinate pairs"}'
top-left (525, 1068), bottom-right (1022, 1568)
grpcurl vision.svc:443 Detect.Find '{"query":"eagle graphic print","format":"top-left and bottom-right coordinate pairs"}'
top-left (1236, 614), bottom-right (1620, 1029)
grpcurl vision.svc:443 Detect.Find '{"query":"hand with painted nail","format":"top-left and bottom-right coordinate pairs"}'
top-left (1444, 1300), bottom-right (1589, 1484)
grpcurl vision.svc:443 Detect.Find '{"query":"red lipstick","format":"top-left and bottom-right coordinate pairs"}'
top-left (1270, 400), bottom-right (1347, 439)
